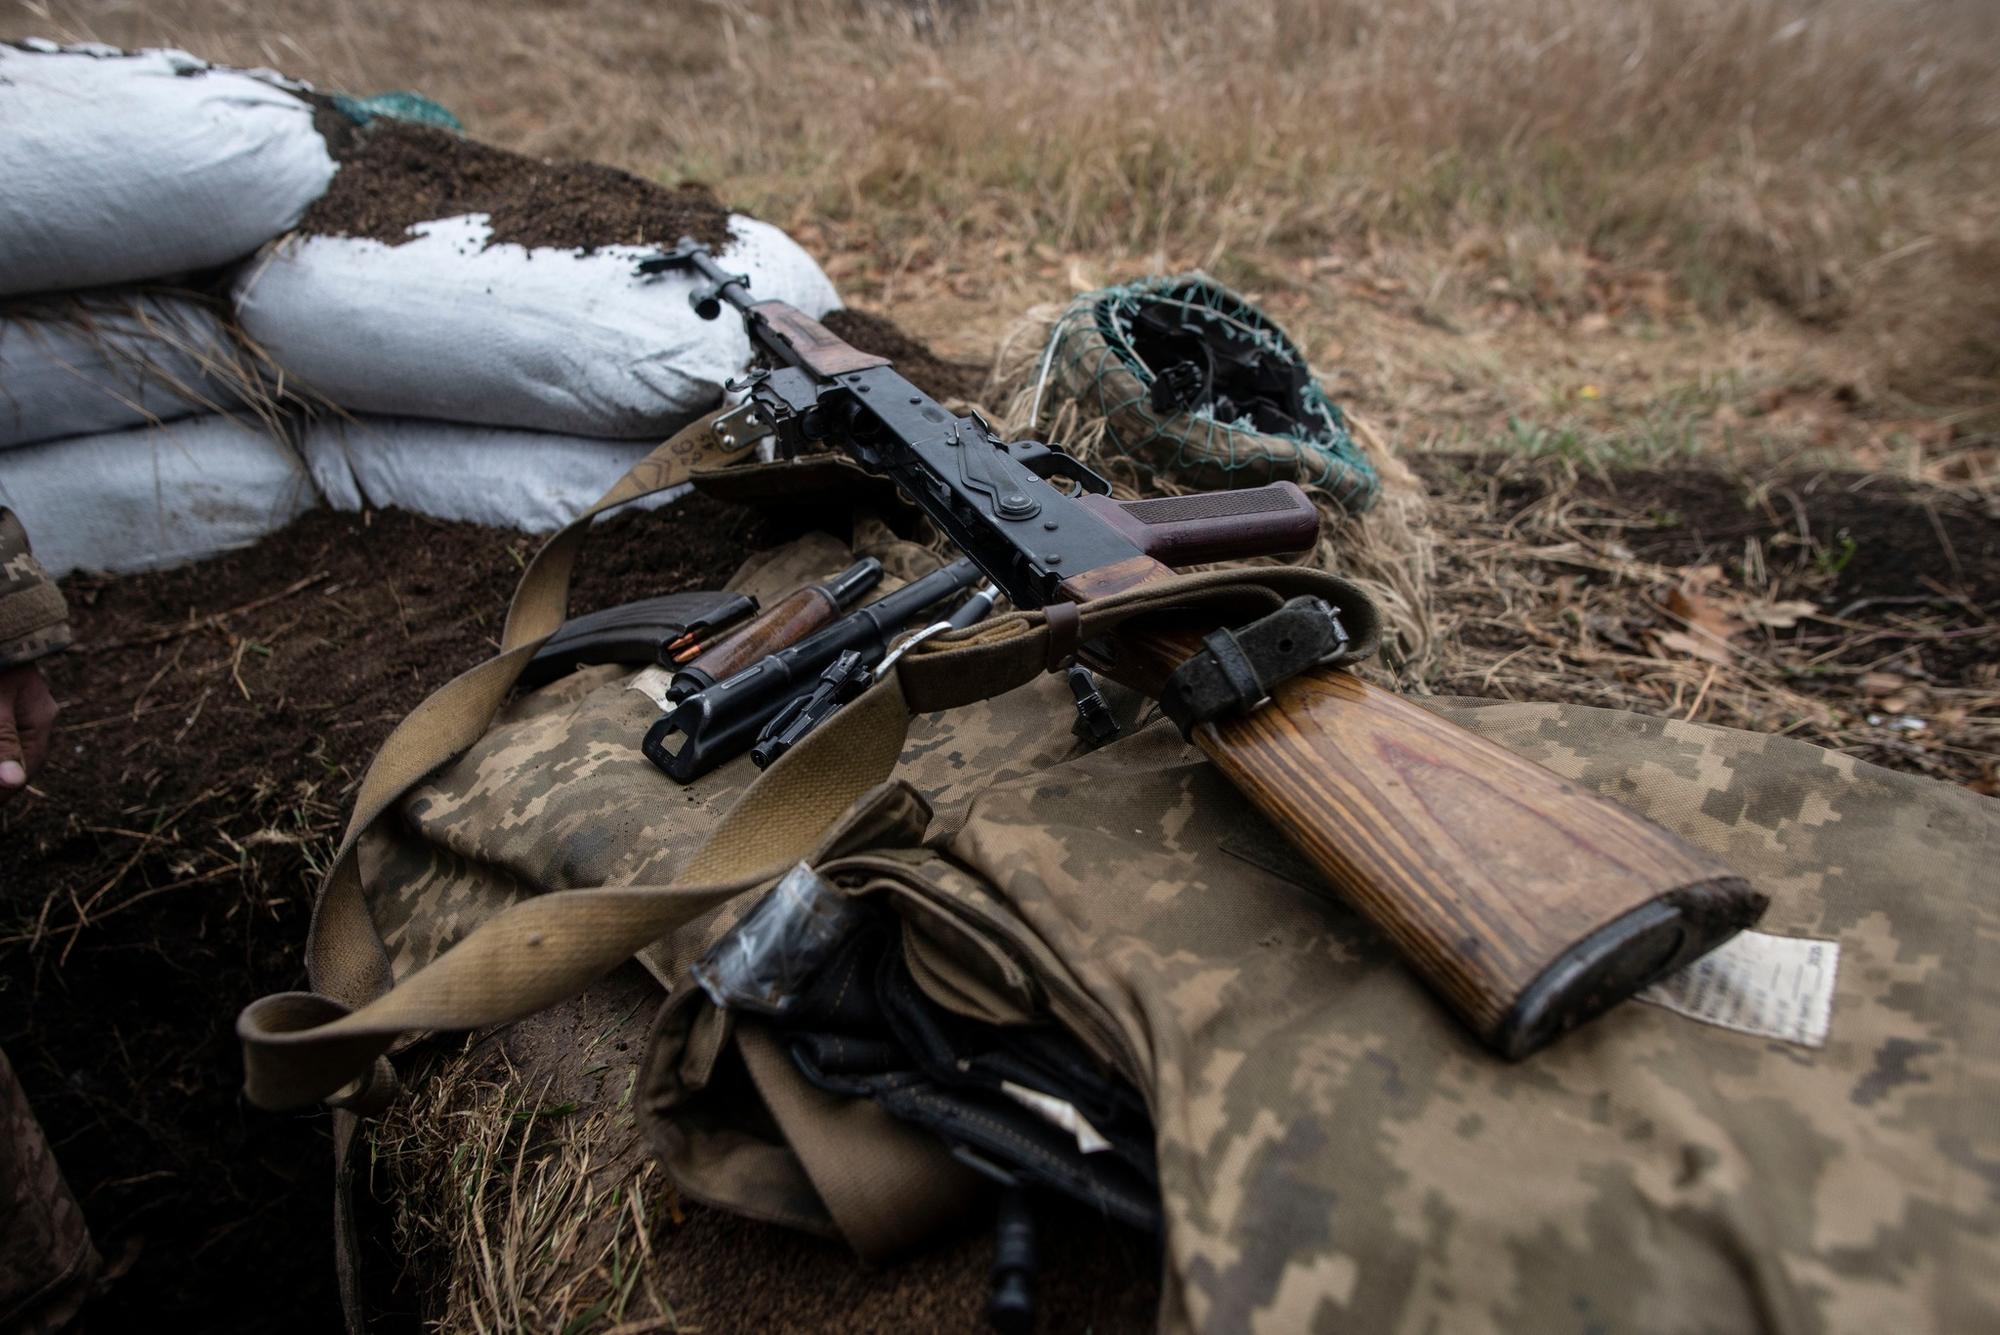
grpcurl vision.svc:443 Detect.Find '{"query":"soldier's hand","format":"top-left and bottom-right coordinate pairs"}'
top-left (0, 663), bottom-right (59, 803)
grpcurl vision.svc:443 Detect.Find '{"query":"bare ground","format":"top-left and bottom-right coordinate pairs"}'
top-left (1, 0), bottom-right (1995, 1327)
top-left (2, 456), bottom-right (1990, 1329)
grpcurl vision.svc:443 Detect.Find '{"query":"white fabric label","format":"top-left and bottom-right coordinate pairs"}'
top-left (1640, 931), bottom-right (1839, 1048)
top-left (625, 665), bottom-right (676, 712)
top-left (1001, 1081), bottom-right (1113, 1155)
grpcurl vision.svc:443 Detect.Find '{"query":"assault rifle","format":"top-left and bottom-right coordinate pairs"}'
top-left (639, 240), bottom-right (1765, 1059)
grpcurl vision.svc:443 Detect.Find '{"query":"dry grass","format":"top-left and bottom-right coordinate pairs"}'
top-left (1420, 452), bottom-right (1999, 790)
top-left (0, 284), bottom-right (315, 441)
top-left (373, 1041), bottom-right (680, 1334)
top-left (15, 0), bottom-right (1999, 450)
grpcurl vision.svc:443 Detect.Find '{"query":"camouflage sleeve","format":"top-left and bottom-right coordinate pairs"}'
top-left (0, 509), bottom-right (71, 670)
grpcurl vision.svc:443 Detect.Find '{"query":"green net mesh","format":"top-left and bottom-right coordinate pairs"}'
top-left (1033, 276), bottom-right (1380, 513)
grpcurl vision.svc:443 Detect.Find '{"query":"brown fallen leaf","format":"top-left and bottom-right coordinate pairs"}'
top-left (1654, 629), bottom-right (1735, 666)
top-left (1859, 671), bottom-right (1907, 696)
top-left (1665, 583), bottom-right (1749, 642)
top-left (1732, 598), bottom-right (1818, 629)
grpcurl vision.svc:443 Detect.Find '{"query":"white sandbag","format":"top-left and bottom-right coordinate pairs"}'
top-left (234, 214), bottom-right (841, 438)
top-left (0, 417), bottom-right (316, 575)
top-left (0, 45), bottom-right (335, 296)
top-left (0, 292), bottom-right (246, 449)
top-left (301, 416), bottom-right (684, 532)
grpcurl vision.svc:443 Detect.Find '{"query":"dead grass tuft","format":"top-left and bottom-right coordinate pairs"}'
top-left (372, 1041), bottom-right (680, 1334)
top-left (20, 0), bottom-right (1999, 430)
top-left (0, 284), bottom-right (318, 442)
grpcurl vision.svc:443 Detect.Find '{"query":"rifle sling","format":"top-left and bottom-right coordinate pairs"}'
top-left (232, 419), bottom-right (1378, 1304)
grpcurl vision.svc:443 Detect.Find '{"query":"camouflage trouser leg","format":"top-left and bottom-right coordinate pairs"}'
top-left (0, 1048), bottom-right (98, 1334)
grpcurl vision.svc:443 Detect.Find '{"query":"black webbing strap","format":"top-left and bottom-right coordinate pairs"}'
top-left (1158, 596), bottom-right (1349, 737)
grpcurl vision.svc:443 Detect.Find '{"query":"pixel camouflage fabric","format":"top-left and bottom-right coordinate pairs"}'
top-left (0, 1050), bottom-right (98, 1333)
top-left (0, 509), bottom-right (70, 669)
top-left (358, 539), bottom-right (1996, 1333)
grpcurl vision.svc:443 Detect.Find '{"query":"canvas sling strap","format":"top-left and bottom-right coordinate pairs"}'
top-left (236, 423), bottom-right (1380, 1114)
top-left (231, 416), bottom-right (1375, 1318)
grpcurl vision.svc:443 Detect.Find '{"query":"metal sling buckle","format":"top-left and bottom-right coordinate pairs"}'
top-left (873, 619), bottom-right (958, 682)
top-left (713, 399), bottom-right (775, 453)
top-left (1158, 596), bottom-right (1350, 738)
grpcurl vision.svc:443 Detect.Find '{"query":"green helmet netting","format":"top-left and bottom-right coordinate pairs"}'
top-left (1032, 277), bottom-right (1380, 513)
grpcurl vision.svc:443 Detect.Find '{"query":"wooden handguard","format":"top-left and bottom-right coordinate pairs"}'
top-left (1091, 618), bottom-right (1766, 1059)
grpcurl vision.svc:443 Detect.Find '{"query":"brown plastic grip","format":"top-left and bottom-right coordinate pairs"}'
top-left (682, 585), bottom-right (837, 683)
top-left (1064, 561), bottom-right (1766, 1059)
top-left (1076, 482), bottom-right (1319, 566)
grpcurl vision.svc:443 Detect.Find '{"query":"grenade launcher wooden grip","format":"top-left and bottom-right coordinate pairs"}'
top-left (680, 584), bottom-right (840, 680)
top-left (1080, 585), bottom-right (1766, 1059)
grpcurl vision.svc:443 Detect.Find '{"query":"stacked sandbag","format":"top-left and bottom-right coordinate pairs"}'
top-left (243, 118), bottom-right (840, 526)
top-left (0, 42), bottom-right (332, 574)
top-left (1, 420), bottom-right (319, 577)
top-left (302, 418), bottom-right (679, 531)
top-left (0, 42), bottom-right (845, 573)
top-left (0, 43), bottom-right (335, 295)
top-left (1, 289), bottom-right (256, 448)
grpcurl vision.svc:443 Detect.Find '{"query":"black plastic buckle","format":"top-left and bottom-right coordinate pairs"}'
top-left (1065, 665), bottom-right (1120, 747)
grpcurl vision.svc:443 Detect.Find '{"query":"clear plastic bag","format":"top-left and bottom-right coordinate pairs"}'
top-left (690, 862), bottom-right (863, 1015)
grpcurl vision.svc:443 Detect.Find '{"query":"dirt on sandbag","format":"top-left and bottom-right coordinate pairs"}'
top-left (300, 117), bottom-right (733, 253)
top-left (821, 307), bottom-right (989, 403)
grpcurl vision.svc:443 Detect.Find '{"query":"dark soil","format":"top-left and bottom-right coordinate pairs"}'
top-left (0, 496), bottom-right (766, 1332)
top-left (301, 118), bottom-right (732, 253)
top-left (7, 453), bottom-right (1990, 1332)
top-left (1477, 465), bottom-right (2000, 610)
top-left (822, 308), bottom-right (990, 403)
top-left (1420, 457), bottom-right (1999, 787)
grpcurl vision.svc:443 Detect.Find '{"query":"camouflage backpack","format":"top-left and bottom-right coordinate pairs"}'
top-left (238, 418), bottom-right (1999, 1332)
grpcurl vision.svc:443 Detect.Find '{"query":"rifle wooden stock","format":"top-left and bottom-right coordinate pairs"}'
top-left (1066, 563), bottom-right (1765, 1059)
